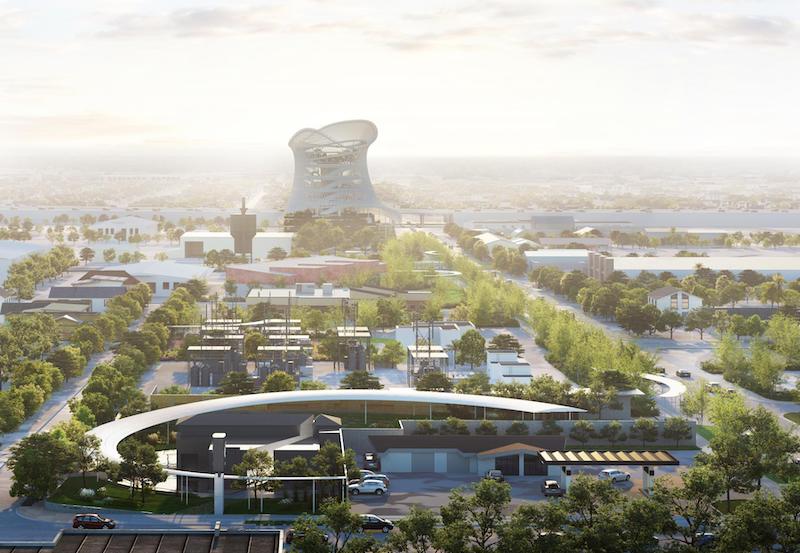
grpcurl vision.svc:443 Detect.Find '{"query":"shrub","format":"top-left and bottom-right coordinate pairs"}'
top-left (440, 416), bottom-right (469, 435)
top-left (414, 420), bottom-right (437, 435)
top-left (506, 421), bottom-right (529, 435)
top-left (475, 420), bottom-right (497, 435)
top-left (146, 433), bottom-right (160, 446)
top-left (537, 420), bottom-right (563, 435)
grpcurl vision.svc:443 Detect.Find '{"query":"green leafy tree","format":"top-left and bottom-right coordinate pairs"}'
top-left (569, 420), bottom-right (595, 445)
top-left (598, 420), bottom-right (627, 446)
top-left (79, 247), bottom-right (95, 264)
top-left (629, 418), bottom-right (658, 448)
top-left (216, 371), bottom-right (256, 395)
top-left (684, 307), bottom-right (715, 340)
top-left (385, 506), bottom-right (439, 553)
top-left (102, 248), bottom-right (116, 262)
top-left (47, 346), bottom-right (86, 380)
top-left (658, 310), bottom-right (684, 339)
top-left (454, 372), bottom-right (491, 395)
top-left (453, 329), bottom-right (486, 369)
top-left (339, 370), bottom-right (383, 389)
top-left (232, 449), bottom-right (274, 511)
top-left (415, 371), bottom-right (453, 392)
top-left (261, 370), bottom-right (296, 392)
top-left (662, 417), bottom-right (692, 447)
top-left (118, 440), bottom-right (167, 506)
top-left (320, 499), bottom-right (363, 553)
top-left (9, 432), bottom-right (77, 500)
top-left (440, 416), bottom-right (469, 435)
top-left (680, 379), bottom-right (711, 424)
top-left (373, 340), bottom-right (405, 368)
top-left (439, 478), bottom-right (511, 553)
top-left (267, 247), bottom-right (287, 260)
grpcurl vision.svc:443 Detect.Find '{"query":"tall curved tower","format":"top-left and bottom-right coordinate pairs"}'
top-left (287, 120), bottom-right (389, 217)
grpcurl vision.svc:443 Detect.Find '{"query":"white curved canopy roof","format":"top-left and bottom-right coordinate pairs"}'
top-left (289, 120), bottom-right (378, 148)
top-left (90, 389), bottom-right (584, 462)
top-left (642, 373), bottom-right (687, 399)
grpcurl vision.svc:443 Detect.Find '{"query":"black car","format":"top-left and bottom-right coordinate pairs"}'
top-left (485, 470), bottom-right (505, 482)
top-left (72, 513), bottom-right (115, 529)
top-left (676, 370), bottom-right (691, 378)
top-left (360, 514), bottom-right (394, 533)
top-left (364, 452), bottom-right (381, 471)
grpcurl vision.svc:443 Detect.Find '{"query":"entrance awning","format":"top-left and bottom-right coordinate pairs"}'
top-left (540, 450), bottom-right (679, 466)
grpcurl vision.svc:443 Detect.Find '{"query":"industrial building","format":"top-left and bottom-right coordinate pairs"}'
top-left (226, 255), bottom-right (385, 285)
top-left (525, 249), bottom-right (590, 273)
top-left (89, 215), bottom-right (160, 241)
top-left (588, 251), bottom-right (800, 281)
top-left (180, 230), bottom-right (293, 259)
top-left (108, 261), bottom-right (212, 296)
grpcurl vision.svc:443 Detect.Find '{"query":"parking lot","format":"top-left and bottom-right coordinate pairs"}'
top-left (346, 463), bottom-right (687, 516)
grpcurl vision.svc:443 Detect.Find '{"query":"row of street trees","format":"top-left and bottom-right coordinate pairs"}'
top-left (2, 244), bottom-right (77, 300)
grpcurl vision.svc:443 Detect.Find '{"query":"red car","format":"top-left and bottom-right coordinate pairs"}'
top-left (72, 513), bottom-right (116, 529)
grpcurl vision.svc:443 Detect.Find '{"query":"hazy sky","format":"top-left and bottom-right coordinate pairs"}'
top-left (1, 0), bottom-right (799, 159)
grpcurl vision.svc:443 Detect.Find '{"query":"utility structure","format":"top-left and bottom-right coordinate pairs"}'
top-left (287, 120), bottom-right (395, 220)
top-left (334, 299), bottom-right (372, 372)
top-left (406, 318), bottom-right (448, 386)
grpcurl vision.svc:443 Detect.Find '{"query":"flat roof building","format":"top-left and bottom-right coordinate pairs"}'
top-left (227, 255), bottom-right (385, 285)
top-left (525, 249), bottom-right (590, 273)
top-left (588, 251), bottom-right (800, 281)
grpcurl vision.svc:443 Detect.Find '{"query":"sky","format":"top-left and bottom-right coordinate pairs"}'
top-left (1, 0), bottom-right (799, 162)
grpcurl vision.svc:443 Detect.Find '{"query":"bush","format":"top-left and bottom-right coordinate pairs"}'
top-left (146, 433), bottom-right (160, 446)
top-left (506, 421), bottom-right (529, 435)
top-left (537, 420), bottom-right (563, 435)
top-left (440, 416), bottom-right (469, 435)
top-left (700, 360), bottom-right (723, 374)
top-left (414, 420), bottom-right (437, 435)
top-left (475, 420), bottom-right (497, 436)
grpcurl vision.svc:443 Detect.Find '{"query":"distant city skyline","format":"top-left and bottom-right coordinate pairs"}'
top-left (1, 0), bottom-right (799, 160)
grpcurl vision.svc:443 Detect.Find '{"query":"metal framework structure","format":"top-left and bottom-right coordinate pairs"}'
top-left (287, 120), bottom-right (390, 217)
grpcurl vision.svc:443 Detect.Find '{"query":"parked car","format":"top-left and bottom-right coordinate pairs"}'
top-left (540, 479), bottom-right (565, 497)
top-left (285, 528), bottom-right (329, 544)
top-left (706, 382), bottom-right (722, 392)
top-left (695, 532), bottom-right (717, 548)
top-left (349, 479), bottom-right (388, 496)
top-left (485, 469), bottom-right (505, 482)
top-left (653, 366), bottom-right (666, 374)
top-left (364, 452), bottom-right (381, 471)
top-left (72, 514), bottom-right (115, 529)
top-left (598, 469), bottom-right (631, 483)
top-left (352, 474), bottom-right (390, 487)
top-left (675, 370), bottom-right (691, 378)
top-left (360, 514), bottom-right (394, 533)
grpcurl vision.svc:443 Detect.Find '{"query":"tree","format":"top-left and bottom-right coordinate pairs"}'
top-left (476, 420), bottom-right (497, 436)
top-left (439, 478), bottom-right (511, 553)
top-left (47, 346), bottom-right (86, 380)
top-left (288, 515), bottom-right (330, 553)
top-left (386, 506), bottom-right (438, 553)
top-left (118, 440), bottom-right (167, 505)
top-left (680, 379), bottom-right (711, 424)
top-left (415, 371), bottom-right (453, 392)
top-left (652, 465), bottom-right (725, 549)
top-left (262, 370), bottom-right (296, 392)
top-left (373, 340), bottom-right (405, 368)
top-left (569, 420), bottom-right (595, 445)
top-left (598, 420), bottom-right (627, 446)
top-left (454, 372), bottom-right (491, 395)
top-left (615, 300), bottom-right (659, 336)
top-left (300, 380), bottom-right (328, 390)
top-left (224, 279), bottom-right (237, 297)
top-left (74, 433), bottom-right (102, 488)
top-left (102, 248), bottom-right (116, 262)
top-left (629, 418), bottom-right (658, 447)
top-left (339, 370), bottom-right (383, 389)
top-left (685, 307), bottom-right (715, 340)
top-left (751, 337), bottom-right (786, 393)
top-left (453, 329), bottom-right (486, 369)
top-left (376, 298), bottom-right (408, 328)
top-left (9, 432), bottom-right (76, 500)
top-left (320, 499), bottom-right (363, 553)
top-left (232, 449), bottom-right (274, 511)
top-left (759, 274), bottom-right (786, 306)
top-left (488, 333), bottom-right (524, 354)
top-left (79, 247), bottom-right (95, 264)
top-left (662, 417), bottom-right (692, 447)
top-left (243, 331), bottom-right (267, 360)
top-left (267, 247), bottom-right (287, 260)
top-left (658, 310), bottom-right (683, 339)
top-left (216, 371), bottom-right (256, 395)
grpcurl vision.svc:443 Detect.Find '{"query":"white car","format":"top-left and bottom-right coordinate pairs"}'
top-left (598, 469), bottom-right (631, 483)
top-left (349, 479), bottom-right (388, 496)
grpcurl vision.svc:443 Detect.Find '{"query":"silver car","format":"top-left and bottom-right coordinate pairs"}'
top-left (349, 479), bottom-right (388, 496)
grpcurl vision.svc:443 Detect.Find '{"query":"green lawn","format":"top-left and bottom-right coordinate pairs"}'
top-left (696, 425), bottom-right (716, 441)
top-left (50, 477), bottom-right (213, 514)
top-left (784, 412), bottom-right (800, 425)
